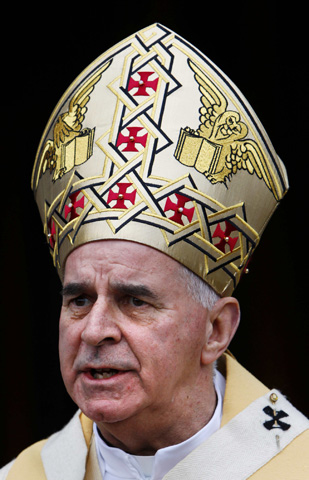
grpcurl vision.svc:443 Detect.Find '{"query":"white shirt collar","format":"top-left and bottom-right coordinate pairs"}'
top-left (94, 369), bottom-right (225, 480)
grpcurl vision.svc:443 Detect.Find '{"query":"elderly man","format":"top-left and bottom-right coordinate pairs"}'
top-left (1, 24), bottom-right (308, 480)
top-left (60, 240), bottom-right (238, 453)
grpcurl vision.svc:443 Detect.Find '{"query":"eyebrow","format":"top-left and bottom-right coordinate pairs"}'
top-left (60, 281), bottom-right (158, 300)
top-left (110, 282), bottom-right (158, 300)
top-left (60, 282), bottom-right (91, 297)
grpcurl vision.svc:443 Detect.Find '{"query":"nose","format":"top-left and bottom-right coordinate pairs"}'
top-left (81, 299), bottom-right (122, 346)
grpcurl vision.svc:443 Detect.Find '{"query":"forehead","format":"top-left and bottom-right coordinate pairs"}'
top-left (63, 240), bottom-right (182, 284)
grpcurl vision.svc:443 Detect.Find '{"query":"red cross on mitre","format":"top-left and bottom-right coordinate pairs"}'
top-left (64, 191), bottom-right (85, 221)
top-left (212, 221), bottom-right (238, 253)
top-left (128, 71), bottom-right (159, 96)
top-left (47, 218), bottom-right (56, 249)
top-left (164, 194), bottom-right (195, 226)
top-left (107, 182), bottom-right (137, 209)
top-left (116, 126), bottom-right (148, 152)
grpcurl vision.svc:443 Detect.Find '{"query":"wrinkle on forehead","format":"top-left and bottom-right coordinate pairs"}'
top-left (61, 241), bottom-right (196, 316)
top-left (64, 240), bottom-right (181, 284)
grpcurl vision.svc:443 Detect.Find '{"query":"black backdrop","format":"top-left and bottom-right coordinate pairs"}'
top-left (1, 1), bottom-right (308, 467)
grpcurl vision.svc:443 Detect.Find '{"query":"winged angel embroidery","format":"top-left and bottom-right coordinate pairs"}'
top-left (39, 60), bottom-right (112, 181)
top-left (175, 60), bottom-right (280, 200)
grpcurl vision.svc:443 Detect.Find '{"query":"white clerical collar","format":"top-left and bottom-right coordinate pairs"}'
top-left (94, 369), bottom-right (225, 480)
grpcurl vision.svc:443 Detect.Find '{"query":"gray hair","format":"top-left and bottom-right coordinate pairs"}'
top-left (179, 264), bottom-right (220, 311)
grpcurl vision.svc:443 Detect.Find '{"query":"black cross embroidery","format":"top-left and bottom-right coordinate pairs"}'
top-left (263, 406), bottom-right (291, 431)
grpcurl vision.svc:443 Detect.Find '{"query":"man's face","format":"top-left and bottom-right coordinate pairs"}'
top-left (59, 240), bottom-right (211, 428)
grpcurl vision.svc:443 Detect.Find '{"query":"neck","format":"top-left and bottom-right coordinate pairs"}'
top-left (96, 372), bottom-right (217, 455)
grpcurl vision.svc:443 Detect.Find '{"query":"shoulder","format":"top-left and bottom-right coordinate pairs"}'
top-left (0, 462), bottom-right (13, 480)
top-left (0, 439), bottom-right (47, 480)
top-left (0, 461), bottom-right (14, 480)
top-left (221, 353), bottom-right (309, 478)
top-left (252, 428), bottom-right (309, 479)
top-left (0, 411), bottom-right (92, 480)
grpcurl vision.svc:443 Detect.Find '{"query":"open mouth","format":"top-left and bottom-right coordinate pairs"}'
top-left (90, 368), bottom-right (120, 379)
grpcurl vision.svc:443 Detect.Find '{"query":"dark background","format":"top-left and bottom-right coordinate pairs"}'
top-left (1, 1), bottom-right (308, 467)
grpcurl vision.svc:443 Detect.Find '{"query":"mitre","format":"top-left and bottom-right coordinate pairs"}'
top-left (32, 23), bottom-right (288, 296)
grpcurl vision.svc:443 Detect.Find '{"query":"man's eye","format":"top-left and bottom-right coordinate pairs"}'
top-left (72, 296), bottom-right (91, 307)
top-left (129, 297), bottom-right (146, 307)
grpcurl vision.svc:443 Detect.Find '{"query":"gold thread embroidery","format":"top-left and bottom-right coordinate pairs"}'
top-left (170, 45), bottom-right (282, 200)
top-left (37, 60), bottom-right (112, 184)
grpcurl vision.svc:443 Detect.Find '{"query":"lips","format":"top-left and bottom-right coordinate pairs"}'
top-left (90, 368), bottom-right (120, 379)
top-left (78, 364), bottom-right (132, 382)
top-left (74, 355), bottom-right (138, 383)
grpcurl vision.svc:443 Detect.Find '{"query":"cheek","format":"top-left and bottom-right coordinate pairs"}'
top-left (59, 318), bottom-right (81, 378)
top-left (153, 311), bottom-right (206, 364)
top-left (134, 320), bottom-right (187, 371)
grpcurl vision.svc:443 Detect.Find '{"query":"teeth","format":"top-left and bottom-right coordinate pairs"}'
top-left (91, 369), bottom-right (118, 379)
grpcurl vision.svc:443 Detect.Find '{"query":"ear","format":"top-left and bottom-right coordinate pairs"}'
top-left (201, 297), bottom-right (240, 365)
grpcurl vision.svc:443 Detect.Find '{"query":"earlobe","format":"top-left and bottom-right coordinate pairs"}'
top-left (201, 297), bottom-right (240, 365)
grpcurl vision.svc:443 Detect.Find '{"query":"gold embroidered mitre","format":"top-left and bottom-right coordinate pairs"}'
top-left (31, 23), bottom-right (288, 296)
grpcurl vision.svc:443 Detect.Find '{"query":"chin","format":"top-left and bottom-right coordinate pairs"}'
top-left (66, 374), bottom-right (149, 424)
top-left (76, 396), bottom-right (142, 425)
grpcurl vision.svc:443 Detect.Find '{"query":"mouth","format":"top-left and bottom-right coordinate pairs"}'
top-left (89, 368), bottom-right (121, 380)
